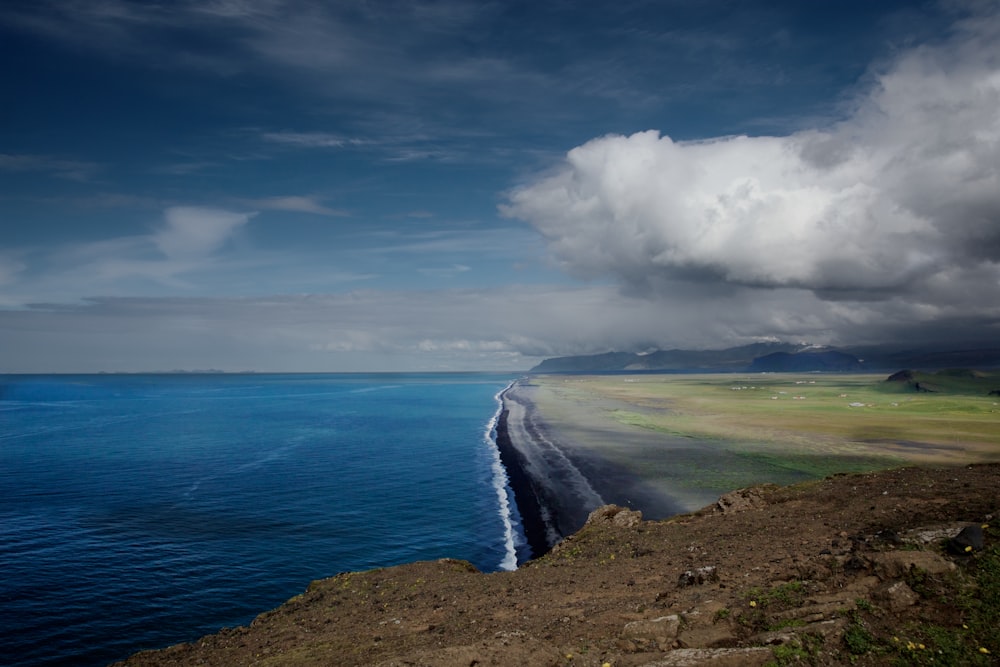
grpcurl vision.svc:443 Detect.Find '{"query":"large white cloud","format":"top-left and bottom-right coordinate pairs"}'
top-left (503, 8), bottom-right (1000, 318)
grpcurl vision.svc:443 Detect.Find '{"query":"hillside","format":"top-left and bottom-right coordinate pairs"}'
top-left (881, 369), bottom-right (1000, 396)
top-left (529, 343), bottom-right (803, 373)
top-left (116, 464), bottom-right (1000, 667)
top-left (748, 350), bottom-right (864, 372)
top-left (530, 344), bottom-right (1000, 374)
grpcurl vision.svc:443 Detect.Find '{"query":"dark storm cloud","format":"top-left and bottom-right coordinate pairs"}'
top-left (504, 6), bottom-right (1000, 348)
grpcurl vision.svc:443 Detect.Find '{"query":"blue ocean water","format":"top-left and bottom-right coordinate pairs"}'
top-left (0, 373), bottom-right (526, 667)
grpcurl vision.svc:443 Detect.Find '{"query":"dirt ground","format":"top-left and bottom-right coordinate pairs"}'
top-left (115, 463), bottom-right (1000, 667)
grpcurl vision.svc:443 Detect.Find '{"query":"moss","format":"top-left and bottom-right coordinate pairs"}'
top-left (843, 620), bottom-right (875, 655)
top-left (767, 634), bottom-right (822, 666)
top-left (878, 523), bottom-right (999, 665)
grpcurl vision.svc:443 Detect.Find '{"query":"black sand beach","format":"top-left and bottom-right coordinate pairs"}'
top-left (496, 379), bottom-right (686, 560)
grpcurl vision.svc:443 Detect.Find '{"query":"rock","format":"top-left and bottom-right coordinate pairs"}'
top-left (948, 524), bottom-right (985, 554)
top-left (867, 550), bottom-right (956, 579)
top-left (640, 646), bottom-right (773, 666)
top-left (874, 580), bottom-right (919, 611)
top-left (586, 504), bottom-right (643, 527)
top-left (752, 617), bottom-right (848, 645)
top-left (622, 615), bottom-right (681, 643)
top-left (899, 523), bottom-right (965, 545)
top-left (678, 566), bottom-right (718, 587)
top-left (716, 487), bottom-right (774, 514)
top-left (676, 614), bottom-right (737, 649)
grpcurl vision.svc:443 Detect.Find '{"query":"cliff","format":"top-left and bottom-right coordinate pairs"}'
top-left (115, 463), bottom-right (1000, 666)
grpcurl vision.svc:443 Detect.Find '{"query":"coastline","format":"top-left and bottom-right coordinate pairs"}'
top-left (496, 379), bottom-right (687, 559)
top-left (114, 464), bottom-right (1000, 666)
top-left (493, 397), bottom-right (551, 559)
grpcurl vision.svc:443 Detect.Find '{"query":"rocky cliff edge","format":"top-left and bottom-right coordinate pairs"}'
top-left (115, 464), bottom-right (1000, 666)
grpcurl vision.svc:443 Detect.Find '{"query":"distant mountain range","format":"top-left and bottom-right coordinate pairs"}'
top-left (529, 343), bottom-right (1000, 373)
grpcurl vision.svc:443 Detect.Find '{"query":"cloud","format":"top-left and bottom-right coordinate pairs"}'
top-left (0, 254), bottom-right (26, 298)
top-left (0, 207), bottom-right (259, 306)
top-left (3, 275), bottom-right (997, 373)
top-left (248, 195), bottom-right (348, 217)
top-left (503, 7), bottom-right (1000, 345)
top-left (417, 264), bottom-right (471, 278)
top-left (0, 286), bottom-right (803, 372)
top-left (0, 153), bottom-right (101, 181)
top-left (260, 131), bottom-right (357, 148)
top-left (155, 206), bottom-right (253, 259)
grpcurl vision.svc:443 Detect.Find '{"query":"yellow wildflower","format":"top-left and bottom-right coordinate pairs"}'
top-left (980, 647), bottom-right (991, 654)
top-left (749, 600), bottom-right (757, 608)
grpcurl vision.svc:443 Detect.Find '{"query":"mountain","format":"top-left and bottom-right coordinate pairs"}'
top-left (530, 343), bottom-right (1000, 374)
top-left (748, 349), bottom-right (864, 372)
top-left (529, 342), bottom-right (803, 373)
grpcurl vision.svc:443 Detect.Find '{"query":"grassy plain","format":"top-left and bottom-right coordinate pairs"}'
top-left (529, 372), bottom-right (1000, 507)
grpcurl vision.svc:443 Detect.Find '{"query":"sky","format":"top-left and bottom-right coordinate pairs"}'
top-left (1, 0), bottom-right (998, 372)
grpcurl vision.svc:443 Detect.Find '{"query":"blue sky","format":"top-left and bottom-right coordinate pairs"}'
top-left (1, 0), bottom-right (998, 372)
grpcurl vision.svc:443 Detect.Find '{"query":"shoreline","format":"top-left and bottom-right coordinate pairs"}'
top-left (493, 396), bottom-right (552, 560)
top-left (496, 379), bottom-right (687, 561)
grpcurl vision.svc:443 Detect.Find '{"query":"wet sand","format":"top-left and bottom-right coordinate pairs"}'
top-left (498, 380), bottom-right (690, 556)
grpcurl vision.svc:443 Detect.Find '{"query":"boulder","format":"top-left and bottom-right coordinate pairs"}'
top-left (585, 504), bottom-right (643, 527)
top-left (867, 551), bottom-right (956, 579)
top-left (716, 487), bottom-right (774, 514)
top-left (948, 524), bottom-right (985, 554)
top-left (678, 566), bottom-right (719, 587)
top-left (874, 580), bottom-right (919, 612)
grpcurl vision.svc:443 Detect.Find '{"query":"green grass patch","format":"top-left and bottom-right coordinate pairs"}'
top-left (535, 373), bottom-right (1000, 466)
top-left (875, 523), bottom-right (1000, 665)
top-left (767, 636), bottom-right (821, 666)
top-left (844, 618), bottom-right (876, 655)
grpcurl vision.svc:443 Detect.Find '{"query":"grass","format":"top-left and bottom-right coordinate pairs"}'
top-left (838, 523), bottom-right (1000, 665)
top-left (767, 636), bottom-right (821, 666)
top-left (533, 373), bottom-right (1000, 470)
top-left (738, 581), bottom-right (811, 634)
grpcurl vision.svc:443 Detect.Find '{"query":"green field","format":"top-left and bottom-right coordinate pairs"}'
top-left (529, 371), bottom-right (1000, 507)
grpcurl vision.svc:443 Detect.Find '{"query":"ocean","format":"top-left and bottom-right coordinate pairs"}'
top-left (0, 373), bottom-right (527, 667)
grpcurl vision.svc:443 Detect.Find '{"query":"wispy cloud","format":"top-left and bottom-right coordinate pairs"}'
top-left (0, 254), bottom-right (26, 286)
top-left (417, 264), bottom-right (471, 279)
top-left (247, 195), bottom-right (348, 217)
top-left (0, 153), bottom-right (101, 182)
top-left (260, 132), bottom-right (360, 149)
top-left (0, 206), bottom-right (258, 305)
top-left (155, 206), bottom-right (253, 259)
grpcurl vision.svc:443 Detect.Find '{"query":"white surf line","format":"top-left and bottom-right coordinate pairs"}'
top-left (486, 381), bottom-right (520, 571)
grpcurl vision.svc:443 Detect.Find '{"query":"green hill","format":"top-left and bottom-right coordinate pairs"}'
top-left (881, 368), bottom-right (1000, 395)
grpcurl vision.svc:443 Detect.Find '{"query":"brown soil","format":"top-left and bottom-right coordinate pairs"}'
top-left (114, 464), bottom-right (1000, 667)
